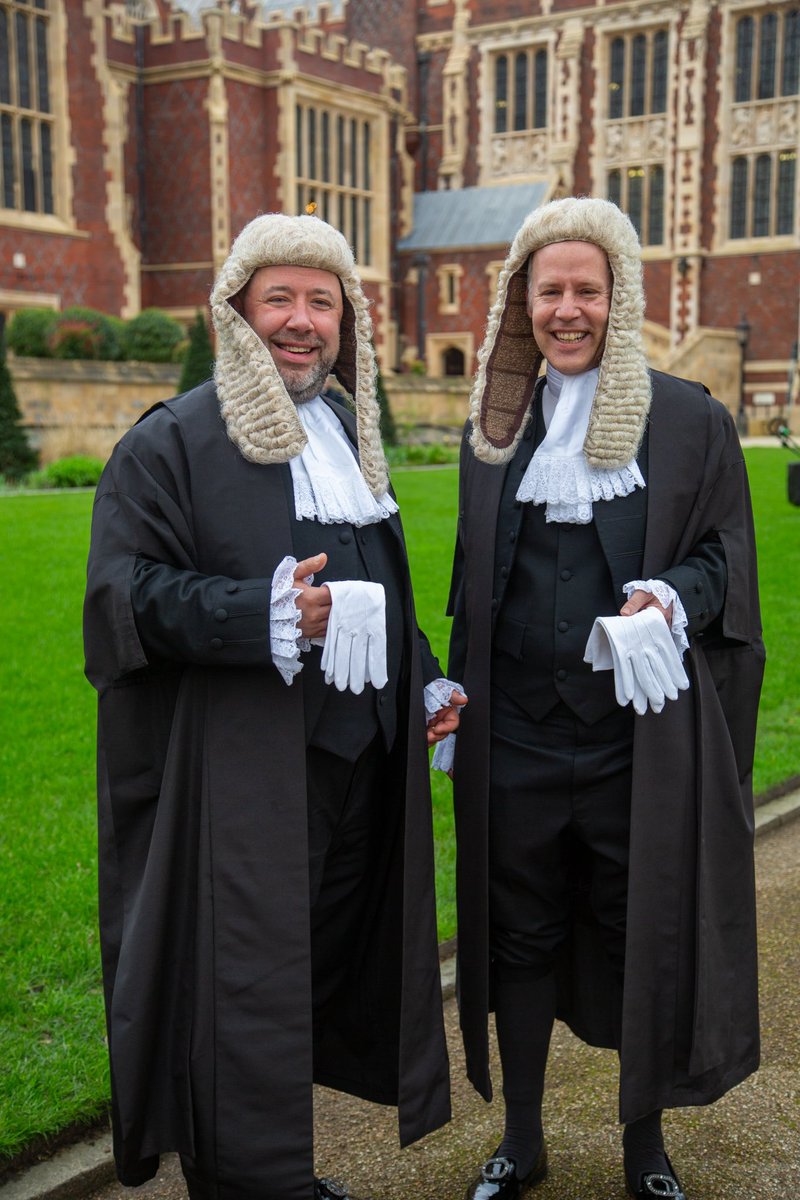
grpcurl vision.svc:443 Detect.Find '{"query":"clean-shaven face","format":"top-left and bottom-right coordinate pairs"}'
top-left (528, 241), bottom-right (612, 375)
top-left (242, 264), bottom-right (344, 404)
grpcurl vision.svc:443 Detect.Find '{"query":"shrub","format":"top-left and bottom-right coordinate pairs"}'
top-left (0, 335), bottom-right (38, 481)
top-left (121, 308), bottom-right (185, 363)
top-left (31, 455), bottom-right (105, 489)
top-left (49, 307), bottom-right (123, 361)
top-left (6, 308), bottom-right (57, 358)
top-left (178, 311), bottom-right (215, 392)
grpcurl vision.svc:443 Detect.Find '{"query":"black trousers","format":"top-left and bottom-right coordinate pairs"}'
top-left (488, 688), bottom-right (634, 979)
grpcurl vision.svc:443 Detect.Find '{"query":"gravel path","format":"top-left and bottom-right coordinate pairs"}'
top-left (78, 816), bottom-right (800, 1200)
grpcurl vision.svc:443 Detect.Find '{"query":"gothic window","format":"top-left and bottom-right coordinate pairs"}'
top-left (729, 150), bottom-right (797, 238)
top-left (492, 45), bottom-right (548, 133)
top-left (734, 8), bottom-right (800, 102)
top-left (0, 0), bottom-right (54, 215)
top-left (443, 346), bottom-right (465, 377)
top-left (606, 28), bottom-right (669, 119)
top-left (295, 101), bottom-right (375, 266)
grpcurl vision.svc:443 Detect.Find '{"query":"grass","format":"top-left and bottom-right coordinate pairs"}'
top-left (0, 449), bottom-right (798, 1164)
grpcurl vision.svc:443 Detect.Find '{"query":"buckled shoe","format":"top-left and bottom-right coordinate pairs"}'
top-left (314, 1176), bottom-right (365, 1200)
top-left (463, 1143), bottom-right (548, 1199)
top-left (625, 1155), bottom-right (686, 1200)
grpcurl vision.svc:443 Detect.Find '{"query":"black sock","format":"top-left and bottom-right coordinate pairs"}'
top-left (493, 969), bottom-right (556, 1179)
top-left (623, 1109), bottom-right (670, 1186)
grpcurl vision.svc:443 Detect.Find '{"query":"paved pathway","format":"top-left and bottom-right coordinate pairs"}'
top-left (4, 808), bottom-right (798, 1200)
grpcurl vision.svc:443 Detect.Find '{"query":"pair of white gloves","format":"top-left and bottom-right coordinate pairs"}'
top-left (584, 607), bottom-right (689, 715)
top-left (319, 580), bottom-right (388, 695)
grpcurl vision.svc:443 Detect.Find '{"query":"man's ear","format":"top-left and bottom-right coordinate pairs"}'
top-left (228, 285), bottom-right (247, 317)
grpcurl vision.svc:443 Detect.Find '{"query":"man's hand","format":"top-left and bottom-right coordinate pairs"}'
top-left (426, 689), bottom-right (467, 747)
top-left (293, 553), bottom-right (331, 639)
top-left (620, 588), bottom-right (673, 625)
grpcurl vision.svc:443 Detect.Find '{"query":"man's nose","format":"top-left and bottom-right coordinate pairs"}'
top-left (555, 290), bottom-right (580, 318)
top-left (285, 300), bottom-right (315, 331)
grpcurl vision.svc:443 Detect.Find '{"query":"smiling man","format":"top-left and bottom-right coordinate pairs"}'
top-left (440, 198), bottom-right (764, 1200)
top-left (84, 214), bottom-right (463, 1200)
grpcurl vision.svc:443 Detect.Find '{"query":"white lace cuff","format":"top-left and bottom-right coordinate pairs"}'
top-left (432, 733), bottom-right (457, 773)
top-left (270, 555), bottom-right (312, 686)
top-left (423, 677), bottom-right (464, 719)
top-left (623, 578), bottom-right (689, 656)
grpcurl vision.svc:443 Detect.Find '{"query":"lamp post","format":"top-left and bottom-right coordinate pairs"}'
top-left (736, 314), bottom-right (751, 437)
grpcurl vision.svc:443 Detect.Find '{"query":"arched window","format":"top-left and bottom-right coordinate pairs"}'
top-left (730, 157), bottom-right (749, 239)
top-left (735, 15), bottom-right (754, 103)
top-left (753, 154), bottom-right (772, 238)
top-left (609, 37), bottom-right (625, 119)
top-left (495, 54), bottom-right (508, 134)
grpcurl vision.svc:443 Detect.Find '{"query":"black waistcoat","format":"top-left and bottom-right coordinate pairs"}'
top-left (286, 468), bottom-right (406, 760)
top-left (492, 401), bottom-right (625, 724)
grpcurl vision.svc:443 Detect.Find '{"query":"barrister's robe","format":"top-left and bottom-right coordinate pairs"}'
top-left (83, 381), bottom-right (450, 1200)
top-left (448, 371), bottom-right (764, 1123)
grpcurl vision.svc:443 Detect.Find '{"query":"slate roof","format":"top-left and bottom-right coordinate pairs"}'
top-left (396, 182), bottom-right (549, 253)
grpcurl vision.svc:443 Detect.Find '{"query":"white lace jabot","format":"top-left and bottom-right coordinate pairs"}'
top-left (516, 366), bottom-right (645, 523)
top-left (290, 396), bottom-right (398, 526)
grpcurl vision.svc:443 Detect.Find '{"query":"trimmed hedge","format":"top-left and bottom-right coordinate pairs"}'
top-left (120, 308), bottom-right (185, 364)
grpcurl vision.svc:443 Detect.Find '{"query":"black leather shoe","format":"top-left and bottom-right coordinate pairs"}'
top-left (625, 1155), bottom-right (686, 1199)
top-left (314, 1177), bottom-right (361, 1200)
top-left (463, 1143), bottom-right (548, 1199)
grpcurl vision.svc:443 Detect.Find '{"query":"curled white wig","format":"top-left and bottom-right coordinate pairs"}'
top-left (469, 197), bottom-right (651, 470)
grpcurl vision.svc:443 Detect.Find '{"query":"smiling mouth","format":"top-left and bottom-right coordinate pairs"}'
top-left (552, 331), bottom-right (588, 343)
top-left (275, 342), bottom-right (319, 357)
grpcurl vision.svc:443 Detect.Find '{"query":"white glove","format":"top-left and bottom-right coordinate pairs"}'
top-left (319, 580), bottom-right (388, 695)
top-left (584, 609), bottom-right (689, 715)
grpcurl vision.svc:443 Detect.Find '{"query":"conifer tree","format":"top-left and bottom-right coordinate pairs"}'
top-left (178, 311), bottom-right (215, 393)
top-left (375, 360), bottom-right (397, 446)
top-left (0, 334), bottom-right (37, 482)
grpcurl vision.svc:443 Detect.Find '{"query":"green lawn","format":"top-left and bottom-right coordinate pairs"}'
top-left (0, 448), bottom-right (797, 1164)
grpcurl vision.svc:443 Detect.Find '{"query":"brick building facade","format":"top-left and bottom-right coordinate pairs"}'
top-left (1, 0), bottom-right (798, 426)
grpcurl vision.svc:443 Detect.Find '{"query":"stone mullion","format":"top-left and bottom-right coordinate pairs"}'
top-left (671, 0), bottom-right (710, 347)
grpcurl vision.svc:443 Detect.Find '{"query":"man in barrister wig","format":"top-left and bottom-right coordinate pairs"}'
top-left (84, 213), bottom-right (464, 1200)
top-left (438, 197), bottom-right (763, 1200)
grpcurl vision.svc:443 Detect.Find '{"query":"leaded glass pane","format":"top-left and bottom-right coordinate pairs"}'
top-left (495, 54), bottom-right (508, 133)
top-left (21, 116), bottom-right (35, 209)
top-left (777, 151), bottom-right (796, 234)
top-left (730, 157), bottom-right (748, 238)
top-left (782, 11), bottom-right (800, 96)
top-left (627, 166), bottom-right (643, 236)
top-left (1, 112), bottom-right (14, 207)
top-left (609, 38), bottom-right (625, 119)
top-left (307, 107), bottom-right (316, 179)
top-left (363, 121), bottom-right (370, 191)
top-left (758, 12), bottom-right (777, 99)
top-left (321, 111), bottom-right (329, 182)
top-left (363, 196), bottom-right (371, 264)
top-left (753, 153), bottom-right (772, 236)
top-left (648, 164), bottom-right (664, 245)
top-left (534, 48), bottom-right (547, 128)
top-left (651, 30), bottom-right (668, 113)
top-left (0, 12), bottom-right (9, 105)
top-left (631, 34), bottom-right (646, 117)
top-left (35, 16), bottom-right (48, 111)
top-left (607, 168), bottom-right (622, 209)
top-left (295, 103), bottom-right (302, 176)
top-left (735, 16), bottom-right (753, 103)
top-left (40, 117), bottom-right (52, 211)
top-left (16, 11), bottom-right (30, 109)
top-left (513, 51), bottom-right (527, 131)
top-left (337, 115), bottom-right (344, 185)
